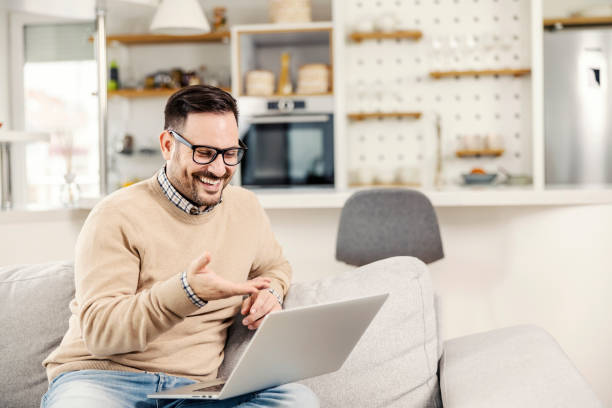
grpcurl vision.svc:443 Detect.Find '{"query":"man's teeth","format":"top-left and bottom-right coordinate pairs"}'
top-left (198, 176), bottom-right (221, 185)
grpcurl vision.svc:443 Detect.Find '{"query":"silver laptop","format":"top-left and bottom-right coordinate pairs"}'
top-left (148, 293), bottom-right (389, 400)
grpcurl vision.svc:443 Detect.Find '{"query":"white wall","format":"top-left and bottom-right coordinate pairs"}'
top-left (1, 204), bottom-right (611, 404)
top-left (270, 204), bottom-right (612, 405)
top-left (430, 205), bottom-right (612, 406)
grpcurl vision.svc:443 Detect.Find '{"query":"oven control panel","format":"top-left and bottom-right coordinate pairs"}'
top-left (267, 99), bottom-right (306, 112)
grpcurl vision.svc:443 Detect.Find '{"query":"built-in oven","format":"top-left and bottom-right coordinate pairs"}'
top-left (237, 96), bottom-right (334, 188)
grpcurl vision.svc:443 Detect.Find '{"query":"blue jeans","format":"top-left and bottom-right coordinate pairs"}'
top-left (41, 370), bottom-right (319, 408)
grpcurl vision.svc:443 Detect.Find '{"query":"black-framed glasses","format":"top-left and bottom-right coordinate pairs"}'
top-left (169, 129), bottom-right (247, 166)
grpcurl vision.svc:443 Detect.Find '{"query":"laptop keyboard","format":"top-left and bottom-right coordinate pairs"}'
top-left (195, 384), bottom-right (224, 393)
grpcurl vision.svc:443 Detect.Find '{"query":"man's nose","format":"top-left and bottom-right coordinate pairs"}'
top-left (207, 154), bottom-right (226, 176)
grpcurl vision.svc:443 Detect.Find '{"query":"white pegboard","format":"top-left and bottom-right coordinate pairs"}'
top-left (342, 0), bottom-right (533, 188)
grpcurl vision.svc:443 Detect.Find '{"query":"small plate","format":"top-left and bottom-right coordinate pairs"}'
top-left (462, 173), bottom-right (497, 185)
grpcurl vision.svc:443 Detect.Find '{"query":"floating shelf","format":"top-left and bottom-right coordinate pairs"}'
top-left (543, 16), bottom-right (612, 29)
top-left (240, 92), bottom-right (333, 98)
top-left (94, 31), bottom-right (230, 45)
top-left (429, 69), bottom-right (531, 79)
top-left (349, 30), bottom-right (423, 42)
top-left (109, 87), bottom-right (231, 98)
top-left (456, 149), bottom-right (505, 158)
top-left (347, 112), bottom-right (422, 121)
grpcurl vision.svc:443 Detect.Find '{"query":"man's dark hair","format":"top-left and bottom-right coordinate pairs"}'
top-left (164, 85), bottom-right (238, 131)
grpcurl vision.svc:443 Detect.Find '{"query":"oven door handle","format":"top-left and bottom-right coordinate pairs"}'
top-left (249, 115), bottom-right (330, 124)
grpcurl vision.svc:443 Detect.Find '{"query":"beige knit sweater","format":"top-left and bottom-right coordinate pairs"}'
top-left (43, 175), bottom-right (292, 382)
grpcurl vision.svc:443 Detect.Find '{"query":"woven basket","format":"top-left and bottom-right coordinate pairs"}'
top-left (269, 0), bottom-right (312, 23)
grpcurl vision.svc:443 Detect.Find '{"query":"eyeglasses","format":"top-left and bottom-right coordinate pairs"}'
top-left (169, 129), bottom-right (247, 166)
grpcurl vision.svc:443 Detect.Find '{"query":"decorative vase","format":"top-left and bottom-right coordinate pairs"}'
top-left (60, 173), bottom-right (80, 207)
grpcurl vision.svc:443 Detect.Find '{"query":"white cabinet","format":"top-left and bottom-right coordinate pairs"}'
top-left (231, 22), bottom-right (333, 97)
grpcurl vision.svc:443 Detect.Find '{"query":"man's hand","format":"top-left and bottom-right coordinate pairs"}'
top-left (241, 289), bottom-right (282, 330)
top-left (187, 252), bottom-right (271, 301)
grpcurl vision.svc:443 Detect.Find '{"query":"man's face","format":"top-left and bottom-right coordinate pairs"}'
top-left (161, 111), bottom-right (239, 208)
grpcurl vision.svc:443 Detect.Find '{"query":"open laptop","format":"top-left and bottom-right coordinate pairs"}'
top-left (148, 293), bottom-right (389, 400)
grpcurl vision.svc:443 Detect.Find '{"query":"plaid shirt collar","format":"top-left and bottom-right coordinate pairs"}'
top-left (157, 166), bottom-right (220, 215)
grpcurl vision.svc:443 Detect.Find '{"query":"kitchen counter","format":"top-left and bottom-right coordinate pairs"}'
top-left (1, 186), bottom-right (611, 223)
top-left (254, 186), bottom-right (612, 209)
top-left (0, 205), bottom-right (91, 223)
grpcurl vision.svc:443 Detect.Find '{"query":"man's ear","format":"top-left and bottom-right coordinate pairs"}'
top-left (160, 130), bottom-right (174, 160)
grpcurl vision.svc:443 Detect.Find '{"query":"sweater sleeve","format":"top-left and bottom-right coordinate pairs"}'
top-left (248, 199), bottom-right (292, 303)
top-left (74, 205), bottom-right (199, 357)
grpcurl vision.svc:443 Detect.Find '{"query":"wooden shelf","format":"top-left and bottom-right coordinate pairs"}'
top-left (239, 92), bottom-right (333, 98)
top-left (543, 16), bottom-right (612, 28)
top-left (456, 149), bottom-right (505, 158)
top-left (429, 69), bottom-right (531, 79)
top-left (347, 112), bottom-right (422, 121)
top-left (94, 31), bottom-right (230, 45)
top-left (109, 87), bottom-right (231, 98)
top-left (349, 30), bottom-right (423, 42)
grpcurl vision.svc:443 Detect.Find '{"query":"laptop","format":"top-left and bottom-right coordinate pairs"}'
top-left (148, 293), bottom-right (389, 400)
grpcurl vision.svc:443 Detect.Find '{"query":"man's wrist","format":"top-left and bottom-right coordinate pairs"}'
top-left (267, 287), bottom-right (283, 306)
top-left (181, 271), bottom-right (207, 308)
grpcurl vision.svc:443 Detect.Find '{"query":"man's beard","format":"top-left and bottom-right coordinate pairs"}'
top-left (189, 171), bottom-right (230, 207)
top-left (168, 169), bottom-right (230, 208)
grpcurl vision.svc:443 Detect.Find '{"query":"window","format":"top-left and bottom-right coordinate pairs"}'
top-left (22, 22), bottom-right (99, 205)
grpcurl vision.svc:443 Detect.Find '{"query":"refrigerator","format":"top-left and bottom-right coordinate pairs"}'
top-left (544, 27), bottom-right (612, 185)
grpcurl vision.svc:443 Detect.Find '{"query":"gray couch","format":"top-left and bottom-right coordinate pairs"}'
top-left (0, 257), bottom-right (602, 407)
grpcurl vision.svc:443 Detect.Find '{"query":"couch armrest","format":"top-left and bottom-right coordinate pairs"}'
top-left (439, 325), bottom-right (602, 408)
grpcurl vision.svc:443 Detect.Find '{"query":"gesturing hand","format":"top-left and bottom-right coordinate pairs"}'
top-left (187, 252), bottom-right (271, 301)
top-left (241, 289), bottom-right (282, 330)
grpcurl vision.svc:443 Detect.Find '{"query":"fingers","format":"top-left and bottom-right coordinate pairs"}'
top-left (248, 302), bottom-right (280, 330)
top-left (240, 279), bottom-right (272, 315)
top-left (249, 291), bottom-right (269, 318)
top-left (241, 295), bottom-right (254, 315)
top-left (231, 277), bottom-right (270, 297)
top-left (192, 252), bottom-right (212, 273)
top-left (242, 290), bottom-right (281, 330)
top-left (251, 277), bottom-right (272, 289)
top-left (240, 277), bottom-right (272, 295)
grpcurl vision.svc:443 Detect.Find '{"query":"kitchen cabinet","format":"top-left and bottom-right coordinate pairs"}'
top-left (230, 22), bottom-right (336, 190)
top-left (231, 22), bottom-right (333, 98)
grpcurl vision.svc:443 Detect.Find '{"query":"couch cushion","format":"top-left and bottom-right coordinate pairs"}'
top-left (220, 256), bottom-right (442, 407)
top-left (0, 262), bottom-right (74, 408)
top-left (439, 325), bottom-right (603, 408)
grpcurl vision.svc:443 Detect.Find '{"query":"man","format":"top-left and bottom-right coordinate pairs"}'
top-left (42, 85), bottom-right (319, 407)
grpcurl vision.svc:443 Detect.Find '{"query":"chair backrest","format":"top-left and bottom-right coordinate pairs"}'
top-left (336, 189), bottom-right (444, 266)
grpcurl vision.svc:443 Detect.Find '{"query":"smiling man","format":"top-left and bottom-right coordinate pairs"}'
top-left (41, 85), bottom-right (318, 407)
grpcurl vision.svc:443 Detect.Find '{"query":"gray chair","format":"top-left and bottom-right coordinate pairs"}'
top-left (336, 189), bottom-right (444, 265)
